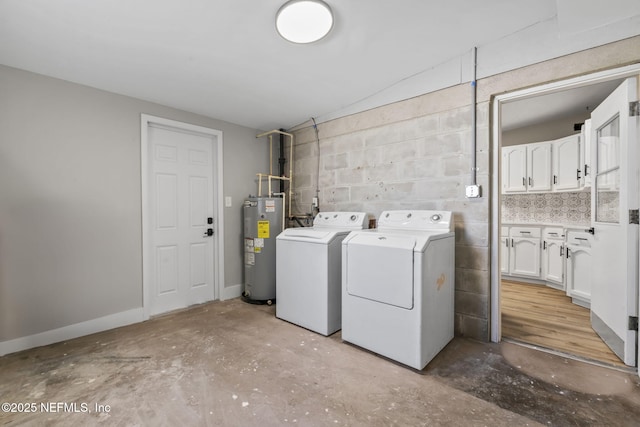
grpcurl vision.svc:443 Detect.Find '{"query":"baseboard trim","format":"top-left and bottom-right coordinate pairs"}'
top-left (0, 308), bottom-right (145, 357)
top-left (221, 284), bottom-right (242, 301)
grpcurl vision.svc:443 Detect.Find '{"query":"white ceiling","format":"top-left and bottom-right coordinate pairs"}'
top-left (0, 1), bottom-right (636, 131)
top-left (501, 79), bottom-right (625, 132)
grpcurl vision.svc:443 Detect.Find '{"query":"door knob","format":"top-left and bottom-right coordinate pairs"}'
top-left (203, 228), bottom-right (214, 237)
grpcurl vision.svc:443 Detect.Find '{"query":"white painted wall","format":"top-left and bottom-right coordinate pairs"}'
top-left (0, 65), bottom-right (268, 350)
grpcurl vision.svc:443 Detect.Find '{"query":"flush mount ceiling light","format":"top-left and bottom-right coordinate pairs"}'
top-left (276, 0), bottom-right (334, 44)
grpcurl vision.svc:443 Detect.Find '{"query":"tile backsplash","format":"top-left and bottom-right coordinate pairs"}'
top-left (502, 192), bottom-right (591, 226)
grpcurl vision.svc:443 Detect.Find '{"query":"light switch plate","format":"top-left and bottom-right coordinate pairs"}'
top-left (225, 196), bottom-right (232, 207)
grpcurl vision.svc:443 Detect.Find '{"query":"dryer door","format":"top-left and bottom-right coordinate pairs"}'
top-left (345, 233), bottom-right (415, 309)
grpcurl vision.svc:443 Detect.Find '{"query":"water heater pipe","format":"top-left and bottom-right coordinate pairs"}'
top-left (256, 173), bottom-right (291, 198)
top-left (256, 129), bottom-right (294, 218)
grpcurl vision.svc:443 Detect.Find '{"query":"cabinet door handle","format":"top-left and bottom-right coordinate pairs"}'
top-left (505, 239), bottom-right (509, 248)
top-left (522, 177), bottom-right (526, 187)
top-left (577, 169), bottom-right (581, 180)
top-left (529, 177), bottom-right (532, 186)
top-left (543, 241), bottom-right (547, 250)
top-left (584, 164), bottom-right (589, 176)
top-left (553, 175), bottom-right (557, 184)
top-left (560, 246), bottom-right (564, 256)
top-left (566, 248), bottom-right (570, 259)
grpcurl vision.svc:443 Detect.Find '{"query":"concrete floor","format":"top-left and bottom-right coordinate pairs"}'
top-left (1, 299), bottom-right (640, 426)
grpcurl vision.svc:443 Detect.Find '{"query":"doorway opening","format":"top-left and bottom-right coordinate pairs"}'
top-left (490, 64), bottom-right (640, 368)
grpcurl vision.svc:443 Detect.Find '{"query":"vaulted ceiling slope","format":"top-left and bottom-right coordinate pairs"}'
top-left (1, 1), bottom-right (639, 130)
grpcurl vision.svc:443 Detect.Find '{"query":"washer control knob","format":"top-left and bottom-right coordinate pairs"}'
top-left (350, 214), bottom-right (357, 221)
top-left (431, 214), bottom-right (442, 222)
top-left (406, 213), bottom-right (412, 218)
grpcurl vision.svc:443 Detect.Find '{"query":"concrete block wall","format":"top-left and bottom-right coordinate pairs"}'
top-left (288, 35), bottom-right (640, 342)
top-left (291, 90), bottom-right (491, 340)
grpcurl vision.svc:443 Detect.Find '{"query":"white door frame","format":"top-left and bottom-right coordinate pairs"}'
top-left (141, 114), bottom-right (225, 320)
top-left (490, 63), bottom-right (640, 343)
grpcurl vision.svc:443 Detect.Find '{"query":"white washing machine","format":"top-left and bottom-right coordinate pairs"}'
top-left (276, 212), bottom-right (368, 335)
top-left (341, 210), bottom-right (455, 370)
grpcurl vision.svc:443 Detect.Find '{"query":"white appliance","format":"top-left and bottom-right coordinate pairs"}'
top-left (276, 212), bottom-right (368, 335)
top-left (341, 210), bottom-right (455, 370)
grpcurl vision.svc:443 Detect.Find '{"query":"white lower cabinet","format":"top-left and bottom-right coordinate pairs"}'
top-left (508, 226), bottom-right (541, 278)
top-left (502, 224), bottom-right (592, 308)
top-left (565, 230), bottom-right (593, 307)
top-left (500, 227), bottom-right (510, 274)
top-left (542, 227), bottom-right (565, 289)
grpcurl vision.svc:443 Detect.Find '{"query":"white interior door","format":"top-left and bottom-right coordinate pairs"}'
top-left (148, 124), bottom-right (217, 316)
top-left (590, 77), bottom-right (639, 366)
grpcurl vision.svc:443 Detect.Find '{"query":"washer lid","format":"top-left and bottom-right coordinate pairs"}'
top-left (346, 232), bottom-right (416, 250)
top-left (345, 229), bottom-right (447, 252)
top-left (277, 228), bottom-right (343, 243)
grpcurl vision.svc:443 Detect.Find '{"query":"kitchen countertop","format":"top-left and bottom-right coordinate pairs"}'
top-left (502, 222), bottom-right (590, 229)
top-left (502, 223), bottom-right (593, 235)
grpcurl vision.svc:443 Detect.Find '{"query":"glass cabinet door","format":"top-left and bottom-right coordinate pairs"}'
top-left (594, 115), bottom-right (620, 224)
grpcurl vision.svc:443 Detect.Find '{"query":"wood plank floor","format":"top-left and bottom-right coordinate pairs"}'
top-left (501, 279), bottom-right (625, 367)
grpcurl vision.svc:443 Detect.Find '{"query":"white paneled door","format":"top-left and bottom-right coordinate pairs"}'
top-left (147, 123), bottom-right (217, 316)
top-left (590, 77), bottom-right (639, 366)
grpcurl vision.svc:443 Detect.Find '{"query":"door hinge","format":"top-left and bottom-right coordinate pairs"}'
top-left (630, 101), bottom-right (640, 117)
top-left (630, 209), bottom-right (639, 225)
top-left (629, 316), bottom-right (639, 331)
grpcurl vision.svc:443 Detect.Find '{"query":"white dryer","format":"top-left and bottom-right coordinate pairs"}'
top-left (341, 210), bottom-right (455, 370)
top-left (276, 212), bottom-right (368, 335)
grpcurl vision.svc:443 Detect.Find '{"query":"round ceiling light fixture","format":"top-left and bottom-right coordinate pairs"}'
top-left (276, 0), bottom-right (334, 44)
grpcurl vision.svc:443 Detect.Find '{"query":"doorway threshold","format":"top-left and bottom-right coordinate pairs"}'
top-left (502, 337), bottom-right (635, 374)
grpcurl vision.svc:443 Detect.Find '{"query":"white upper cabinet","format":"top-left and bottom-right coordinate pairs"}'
top-left (502, 142), bottom-right (551, 193)
top-left (552, 134), bottom-right (581, 191)
top-left (502, 132), bottom-right (591, 194)
top-left (528, 142), bottom-right (552, 192)
top-left (502, 145), bottom-right (527, 193)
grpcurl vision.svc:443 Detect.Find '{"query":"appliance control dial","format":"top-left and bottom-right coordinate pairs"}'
top-left (431, 214), bottom-right (442, 222)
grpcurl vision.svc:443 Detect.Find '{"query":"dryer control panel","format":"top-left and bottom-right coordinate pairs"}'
top-left (377, 210), bottom-right (453, 232)
top-left (313, 212), bottom-right (368, 229)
